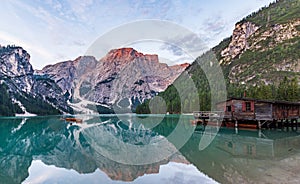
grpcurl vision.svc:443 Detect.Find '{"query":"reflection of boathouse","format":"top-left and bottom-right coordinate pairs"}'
top-left (183, 128), bottom-right (300, 183)
top-left (215, 130), bottom-right (300, 159)
top-left (211, 98), bottom-right (300, 129)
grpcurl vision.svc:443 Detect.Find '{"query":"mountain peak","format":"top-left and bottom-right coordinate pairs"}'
top-left (101, 48), bottom-right (159, 63)
top-left (179, 63), bottom-right (190, 68)
top-left (109, 47), bottom-right (143, 56)
top-left (0, 45), bottom-right (33, 77)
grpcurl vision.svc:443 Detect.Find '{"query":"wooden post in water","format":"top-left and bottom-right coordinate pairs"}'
top-left (258, 120), bottom-right (261, 130)
top-left (286, 119), bottom-right (289, 132)
top-left (258, 129), bottom-right (262, 138)
top-left (294, 119), bottom-right (297, 131)
top-left (292, 119), bottom-right (298, 131)
top-left (235, 120), bottom-right (238, 134)
top-left (280, 119), bottom-right (284, 130)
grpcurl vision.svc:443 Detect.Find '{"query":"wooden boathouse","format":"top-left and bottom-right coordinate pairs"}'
top-left (194, 98), bottom-right (300, 129)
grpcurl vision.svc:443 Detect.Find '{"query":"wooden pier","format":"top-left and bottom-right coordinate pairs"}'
top-left (193, 98), bottom-right (300, 130)
top-left (192, 111), bottom-right (224, 126)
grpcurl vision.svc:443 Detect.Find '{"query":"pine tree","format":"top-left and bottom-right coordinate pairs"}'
top-left (277, 76), bottom-right (289, 100)
top-left (288, 77), bottom-right (300, 101)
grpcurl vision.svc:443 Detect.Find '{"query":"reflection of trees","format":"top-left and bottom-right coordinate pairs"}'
top-left (0, 118), bottom-right (66, 184)
top-left (0, 116), bottom-right (189, 183)
top-left (0, 155), bottom-right (31, 184)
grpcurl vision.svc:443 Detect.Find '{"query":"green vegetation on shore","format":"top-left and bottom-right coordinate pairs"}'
top-left (0, 83), bottom-right (61, 116)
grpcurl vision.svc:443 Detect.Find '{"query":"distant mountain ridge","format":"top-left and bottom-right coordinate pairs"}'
top-left (37, 48), bottom-right (188, 114)
top-left (0, 46), bottom-right (188, 116)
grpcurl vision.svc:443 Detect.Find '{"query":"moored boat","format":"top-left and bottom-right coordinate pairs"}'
top-left (64, 117), bottom-right (83, 123)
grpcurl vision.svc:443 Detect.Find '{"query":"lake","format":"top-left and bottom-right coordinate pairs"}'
top-left (1, 114), bottom-right (300, 184)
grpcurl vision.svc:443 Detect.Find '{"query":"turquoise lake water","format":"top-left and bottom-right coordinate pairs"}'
top-left (1, 114), bottom-right (300, 184)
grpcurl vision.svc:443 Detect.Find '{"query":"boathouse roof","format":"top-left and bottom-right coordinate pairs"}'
top-left (217, 97), bottom-right (300, 106)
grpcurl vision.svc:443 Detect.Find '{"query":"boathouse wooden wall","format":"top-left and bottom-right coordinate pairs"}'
top-left (217, 98), bottom-right (300, 121)
top-left (273, 103), bottom-right (300, 120)
top-left (217, 99), bottom-right (256, 120)
top-left (255, 102), bottom-right (273, 120)
top-left (234, 99), bottom-right (255, 120)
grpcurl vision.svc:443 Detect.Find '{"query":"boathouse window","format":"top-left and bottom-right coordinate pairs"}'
top-left (246, 145), bottom-right (255, 155)
top-left (246, 102), bottom-right (251, 112)
top-left (226, 105), bottom-right (232, 112)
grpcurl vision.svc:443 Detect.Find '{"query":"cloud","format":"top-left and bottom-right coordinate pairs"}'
top-left (73, 40), bottom-right (86, 47)
top-left (204, 16), bottom-right (227, 36)
top-left (128, 0), bottom-right (172, 18)
top-left (160, 32), bottom-right (208, 60)
top-left (9, 0), bottom-right (72, 44)
top-left (0, 31), bottom-right (56, 69)
top-left (161, 44), bottom-right (184, 56)
top-left (66, 0), bottom-right (94, 21)
top-left (42, 0), bottom-right (63, 12)
top-left (0, 31), bottom-right (53, 59)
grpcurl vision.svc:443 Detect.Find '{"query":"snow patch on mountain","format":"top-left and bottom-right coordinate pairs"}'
top-left (13, 99), bottom-right (37, 117)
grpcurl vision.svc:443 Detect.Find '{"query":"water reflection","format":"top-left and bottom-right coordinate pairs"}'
top-left (23, 160), bottom-right (215, 184)
top-left (1, 115), bottom-right (300, 183)
top-left (181, 126), bottom-right (300, 183)
top-left (0, 115), bottom-right (214, 184)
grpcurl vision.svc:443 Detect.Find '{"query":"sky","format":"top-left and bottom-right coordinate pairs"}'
top-left (0, 0), bottom-right (275, 69)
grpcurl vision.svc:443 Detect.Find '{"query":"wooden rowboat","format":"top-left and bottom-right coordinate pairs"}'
top-left (65, 118), bottom-right (83, 123)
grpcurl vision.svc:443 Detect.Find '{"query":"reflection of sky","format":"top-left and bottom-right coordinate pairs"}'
top-left (0, 0), bottom-right (274, 69)
top-left (23, 160), bottom-right (218, 184)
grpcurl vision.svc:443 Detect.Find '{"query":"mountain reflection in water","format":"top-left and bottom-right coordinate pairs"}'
top-left (0, 115), bottom-right (215, 184)
top-left (1, 115), bottom-right (300, 183)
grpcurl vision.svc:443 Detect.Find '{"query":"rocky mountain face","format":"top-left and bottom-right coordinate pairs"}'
top-left (0, 45), bottom-right (72, 116)
top-left (0, 46), bottom-right (34, 92)
top-left (218, 0), bottom-right (300, 85)
top-left (221, 19), bottom-right (300, 84)
top-left (37, 48), bottom-right (188, 113)
top-left (220, 22), bottom-right (259, 63)
top-left (192, 0), bottom-right (300, 87)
